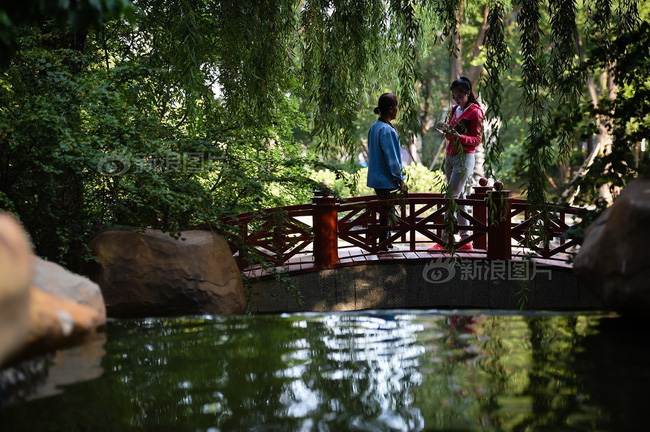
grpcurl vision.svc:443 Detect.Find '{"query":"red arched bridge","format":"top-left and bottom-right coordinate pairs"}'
top-left (222, 186), bottom-right (582, 276)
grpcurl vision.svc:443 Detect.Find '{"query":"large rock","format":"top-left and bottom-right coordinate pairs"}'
top-left (574, 178), bottom-right (650, 316)
top-left (32, 256), bottom-right (106, 321)
top-left (87, 229), bottom-right (246, 317)
top-left (0, 214), bottom-right (32, 366)
top-left (21, 257), bottom-right (106, 359)
top-left (1, 214), bottom-right (105, 367)
top-left (24, 285), bottom-right (104, 354)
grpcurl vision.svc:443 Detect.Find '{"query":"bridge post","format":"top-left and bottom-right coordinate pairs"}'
top-left (312, 190), bottom-right (339, 268)
top-left (470, 185), bottom-right (493, 250)
top-left (487, 190), bottom-right (512, 260)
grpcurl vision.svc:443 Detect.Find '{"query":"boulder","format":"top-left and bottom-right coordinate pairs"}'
top-left (87, 229), bottom-right (246, 317)
top-left (574, 178), bottom-right (650, 316)
top-left (0, 214), bottom-right (32, 366)
top-left (25, 285), bottom-right (104, 354)
top-left (1, 212), bottom-right (106, 367)
top-left (32, 256), bottom-right (106, 321)
top-left (20, 257), bottom-right (106, 359)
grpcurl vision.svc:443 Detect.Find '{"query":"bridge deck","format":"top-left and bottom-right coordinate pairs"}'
top-left (244, 245), bottom-right (573, 279)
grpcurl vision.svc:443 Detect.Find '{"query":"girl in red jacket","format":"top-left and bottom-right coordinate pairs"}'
top-left (430, 77), bottom-right (484, 251)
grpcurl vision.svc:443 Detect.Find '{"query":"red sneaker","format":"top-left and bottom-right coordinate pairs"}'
top-left (427, 244), bottom-right (445, 251)
top-left (457, 242), bottom-right (473, 251)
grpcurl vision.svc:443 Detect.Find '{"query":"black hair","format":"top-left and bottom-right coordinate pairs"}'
top-left (450, 77), bottom-right (478, 105)
top-left (373, 93), bottom-right (399, 116)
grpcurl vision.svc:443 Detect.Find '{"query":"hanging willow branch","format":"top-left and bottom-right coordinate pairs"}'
top-left (135, 0), bottom-right (642, 210)
top-left (617, 0), bottom-right (640, 31)
top-left (548, 0), bottom-right (579, 159)
top-left (391, 0), bottom-right (423, 139)
top-left (516, 0), bottom-right (554, 244)
top-left (481, 1), bottom-right (510, 178)
top-left (430, 0), bottom-right (462, 54)
top-left (301, 0), bottom-right (386, 154)
top-left (215, 0), bottom-right (300, 129)
top-left (301, 0), bottom-right (328, 113)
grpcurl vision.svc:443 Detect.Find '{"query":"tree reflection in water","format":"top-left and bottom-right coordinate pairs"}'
top-left (1, 311), bottom-right (648, 432)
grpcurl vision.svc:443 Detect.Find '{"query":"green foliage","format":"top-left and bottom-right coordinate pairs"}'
top-left (309, 163), bottom-right (445, 198)
top-left (390, 0), bottom-right (423, 137)
top-left (481, 1), bottom-right (511, 177)
top-left (547, 0), bottom-right (579, 158)
top-left (308, 168), bottom-right (357, 198)
top-left (0, 24), bottom-right (319, 268)
top-left (570, 18), bottom-right (650, 208)
top-left (301, 0), bottom-right (386, 153)
top-left (0, 0), bottom-right (136, 67)
top-left (402, 163), bottom-right (447, 193)
top-left (2, 0), bottom-right (650, 270)
top-left (516, 0), bottom-right (553, 219)
top-left (214, 0), bottom-right (300, 125)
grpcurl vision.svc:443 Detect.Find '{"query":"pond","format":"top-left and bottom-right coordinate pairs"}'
top-left (0, 310), bottom-right (648, 431)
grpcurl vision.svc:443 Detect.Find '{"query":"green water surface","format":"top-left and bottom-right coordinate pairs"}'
top-left (1, 310), bottom-right (648, 431)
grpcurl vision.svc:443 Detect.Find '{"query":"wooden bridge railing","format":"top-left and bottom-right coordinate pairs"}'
top-left (223, 186), bottom-right (582, 270)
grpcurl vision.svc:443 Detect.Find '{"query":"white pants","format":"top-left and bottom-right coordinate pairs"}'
top-left (444, 153), bottom-right (475, 239)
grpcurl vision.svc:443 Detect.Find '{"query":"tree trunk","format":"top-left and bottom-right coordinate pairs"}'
top-left (429, 138), bottom-right (447, 171)
top-left (466, 6), bottom-right (489, 85)
top-left (564, 28), bottom-right (617, 205)
top-left (429, 106), bottom-right (451, 170)
top-left (419, 79), bottom-right (432, 134)
top-left (408, 136), bottom-right (422, 165)
top-left (449, 3), bottom-right (463, 81)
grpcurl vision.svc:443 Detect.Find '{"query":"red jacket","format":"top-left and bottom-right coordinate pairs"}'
top-left (445, 103), bottom-right (484, 155)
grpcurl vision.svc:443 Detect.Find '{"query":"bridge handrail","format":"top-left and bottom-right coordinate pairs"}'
top-left (221, 188), bottom-right (584, 269)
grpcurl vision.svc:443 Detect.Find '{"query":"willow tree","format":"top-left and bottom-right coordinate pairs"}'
top-left (296, 0), bottom-right (644, 241)
top-left (0, 0), bottom-right (135, 66)
top-left (2, 0), bottom-right (647, 265)
top-left (207, 0), bottom-right (644, 194)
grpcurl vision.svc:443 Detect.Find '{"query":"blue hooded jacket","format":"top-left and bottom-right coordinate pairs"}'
top-left (366, 119), bottom-right (405, 189)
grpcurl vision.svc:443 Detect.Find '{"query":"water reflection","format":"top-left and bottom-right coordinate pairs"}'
top-left (1, 311), bottom-right (649, 431)
top-left (291, 314), bottom-right (425, 431)
top-left (0, 332), bottom-right (105, 407)
top-left (574, 318), bottom-right (650, 430)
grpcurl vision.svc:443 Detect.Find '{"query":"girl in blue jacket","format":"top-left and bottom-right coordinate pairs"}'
top-left (366, 93), bottom-right (406, 251)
